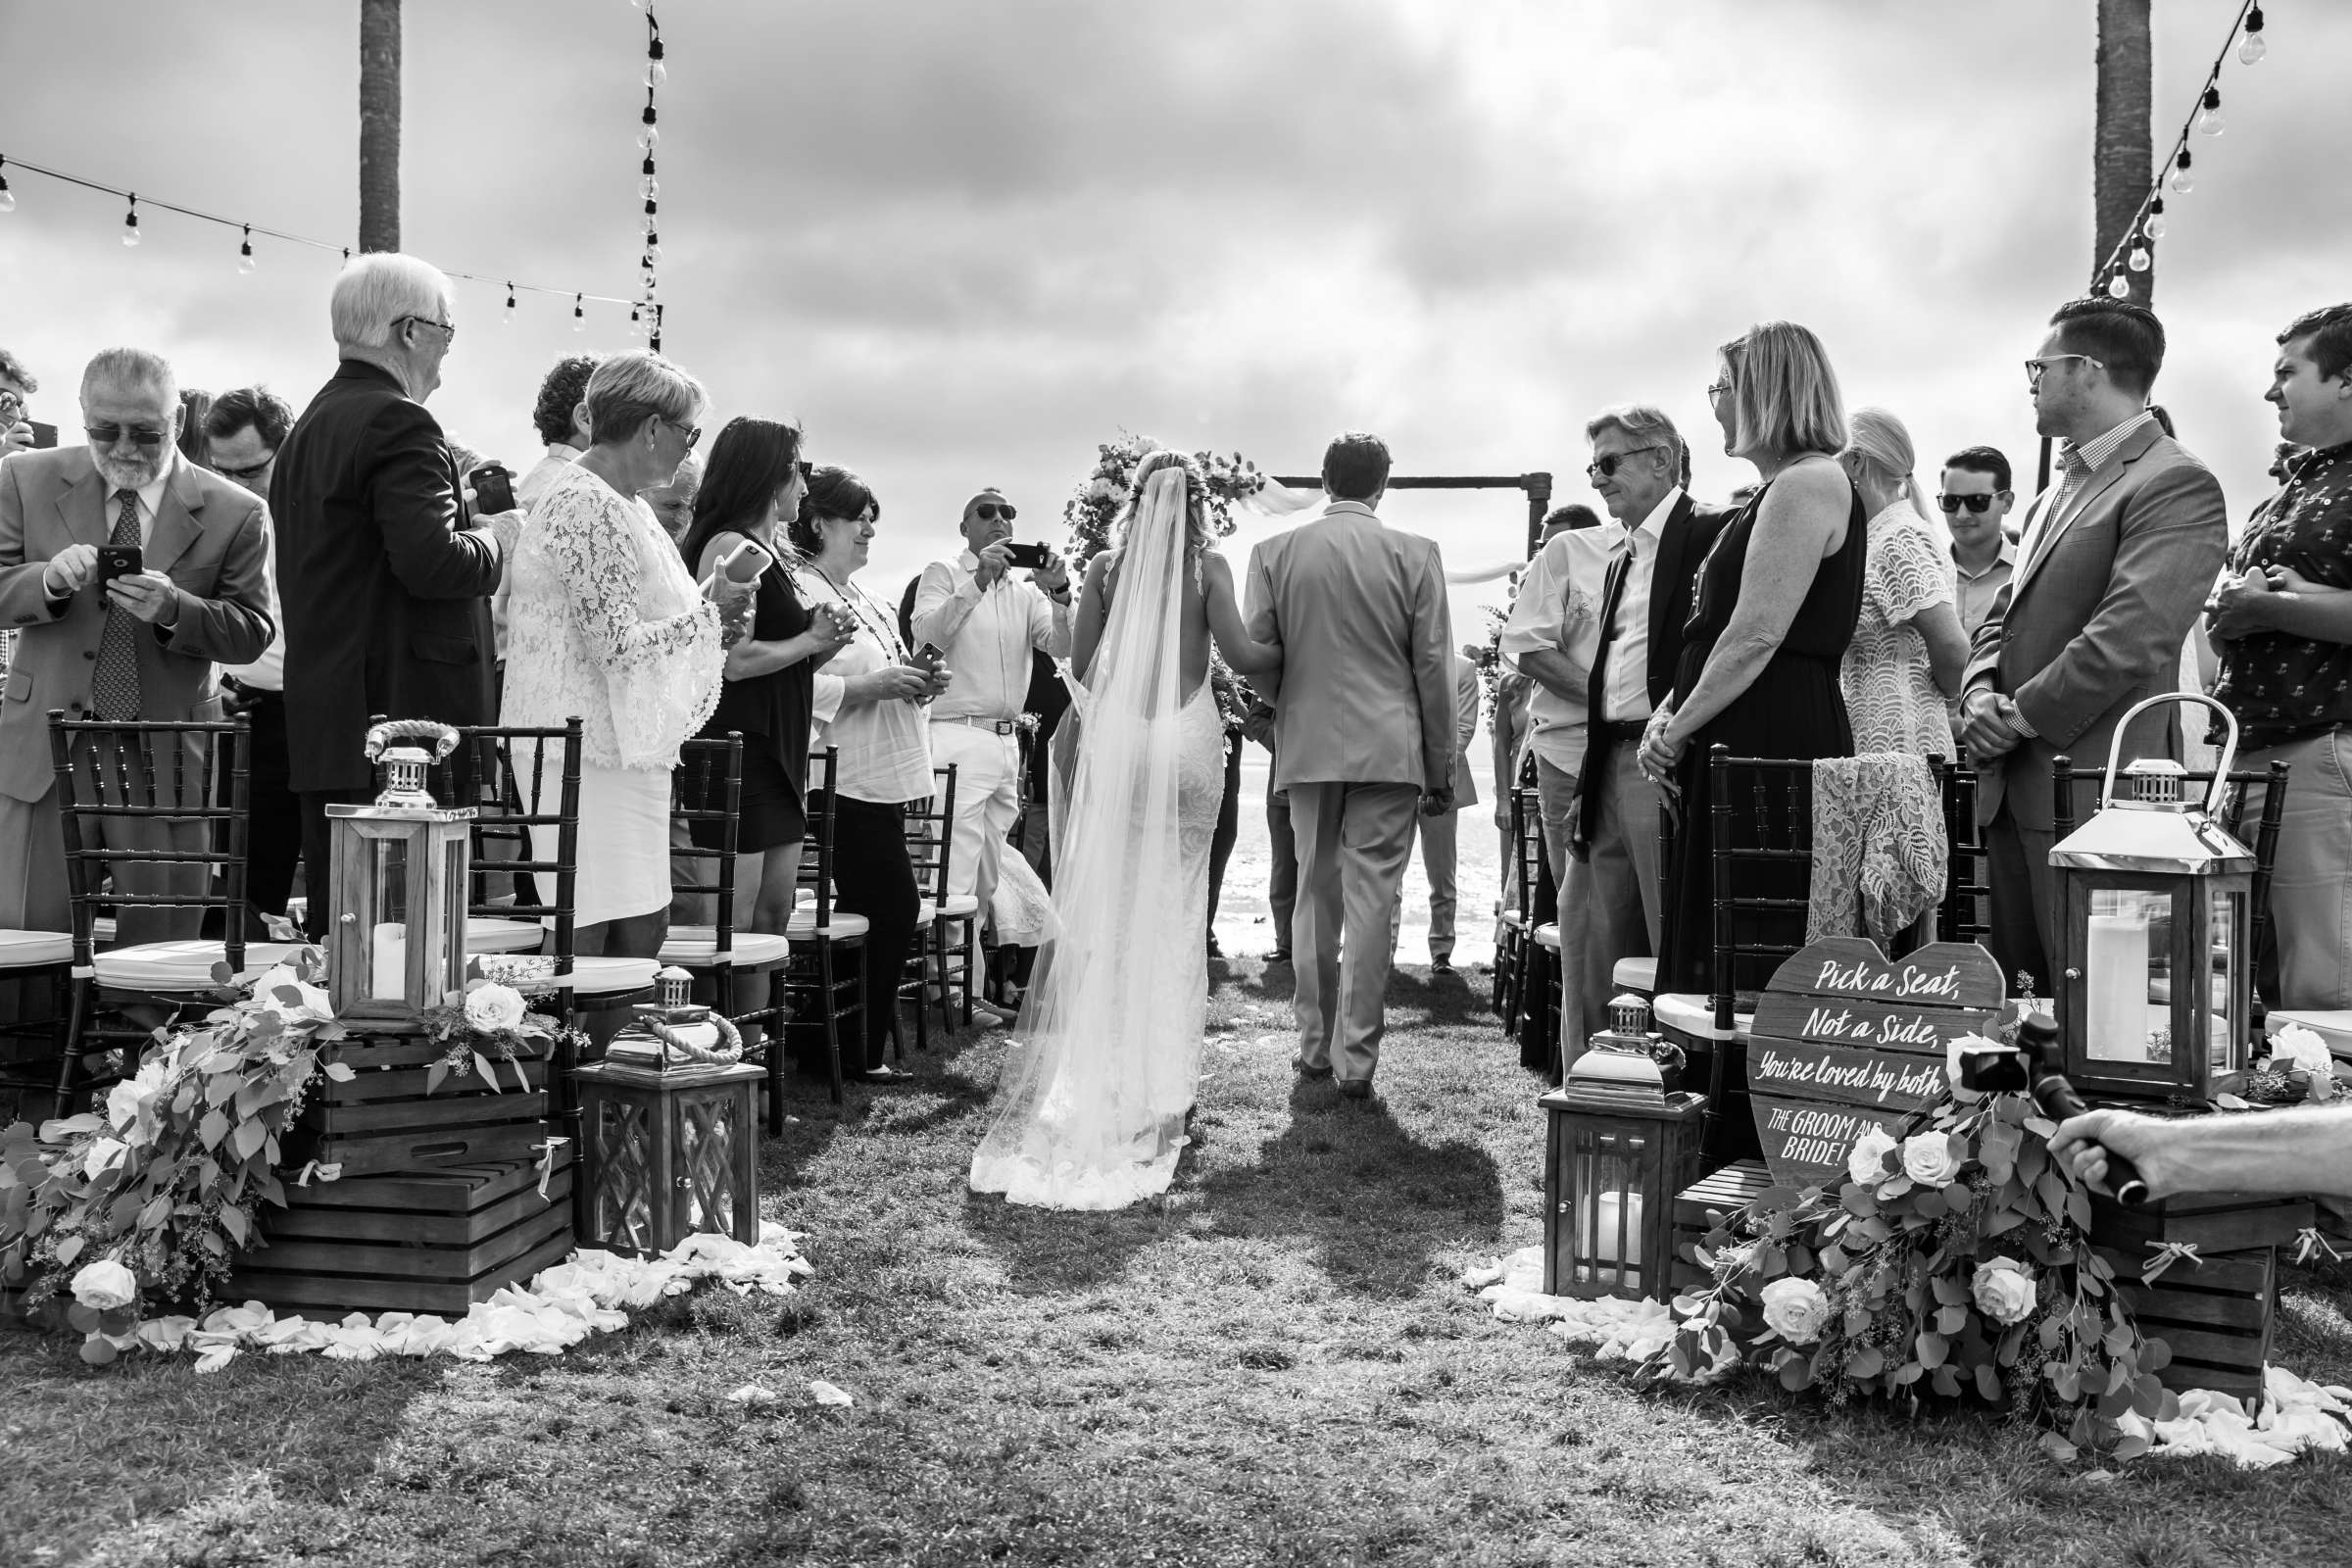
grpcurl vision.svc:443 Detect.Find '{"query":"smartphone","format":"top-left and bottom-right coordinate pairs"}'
top-left (714, 538), bottom-right (770, 582)
top-left (28, 420), bottom-right (59, 450)
top-left (466, 462), bottom-right (517, 517)
top-left (97, 545), bottom-right (143, 585)
top-left (1002, 542), bottom-right (1051, 570)
top-left (912, 642), bottom-right (947, 672)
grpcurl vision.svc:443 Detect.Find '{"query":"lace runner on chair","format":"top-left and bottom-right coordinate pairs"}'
top-left (1805, 754), bottom-right (1947, 946)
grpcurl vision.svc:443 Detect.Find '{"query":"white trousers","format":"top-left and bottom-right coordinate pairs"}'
top-left (928, 722), bottom-right (1022, 923)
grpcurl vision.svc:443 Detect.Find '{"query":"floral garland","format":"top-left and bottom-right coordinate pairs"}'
top-left (418, 975), bottom-right (568, 1095)
top-left (1063, 431), bottom-right (1267, 570)
top-left (1640, 1025), bottom-right (2178, 1460)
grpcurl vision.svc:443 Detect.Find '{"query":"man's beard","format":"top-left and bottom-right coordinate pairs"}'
top-left (93, 450), bottom-right (166, 491)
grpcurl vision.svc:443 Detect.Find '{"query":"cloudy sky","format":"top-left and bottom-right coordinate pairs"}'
top-left (5, 0), bottom-right (2346, 634)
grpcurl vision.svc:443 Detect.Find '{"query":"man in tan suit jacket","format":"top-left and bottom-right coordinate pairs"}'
top-left (1960, 298), bottom-right (2228, 992)
top-left (0, 349), bottom-right (273, 941)
top-left (1245, 432), bottom-right (1454, 1096)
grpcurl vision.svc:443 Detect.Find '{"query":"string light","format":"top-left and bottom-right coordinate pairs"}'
top-left (237, 223), bottom-right (256, 272)
top-left (2198, 86), bottom-right (2226, 136)
top-left (636, 8), bottom-right (665, 348)
top-left (503, 281), bottom-right (516, 324)
top-left (2239, 6), bottom-right (2267, 65)
top-left (650, 302), bottom-right (663, 355)
top-left (2171, 149), bottom-right (2195, 194)
top-left (0, 156), bottom-right (14, 214)
top-left (573, 292), bottom-right (586, 332)
top-left (2127, 242), bottom-right (2151, 272)
top-left (122, 194), bottom-right (140, 246)
top-left (2144, 198), bottom-right (2167, 240)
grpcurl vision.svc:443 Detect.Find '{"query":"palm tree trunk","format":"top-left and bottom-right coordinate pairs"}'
top-left (359, 0), bottom-right (401, 254)
top-left (2093, 0), bottom-right (2153, 303)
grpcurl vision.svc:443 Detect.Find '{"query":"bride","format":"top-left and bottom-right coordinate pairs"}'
top-left (969, 450), bottom-right (1282, 1208)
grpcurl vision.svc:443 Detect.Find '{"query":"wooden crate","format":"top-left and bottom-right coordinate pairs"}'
top-left (1668, 1158), bottom-right (1776, 1290)
top-left (2090, 1190), bottom-right (2314, 1256)
top-left (227, 1152), bottom-right (575, 1321)
top-left (281, 1034), bottom-right (554, 1177)
top-left (2097, 1244), bottom-right (2277, 1406)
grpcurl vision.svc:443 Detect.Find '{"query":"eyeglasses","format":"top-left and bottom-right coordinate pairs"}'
top-left (84, 422), bottom-right (171, 450)
top-left (1705, 379), bottom-right (1732, 400)
top-left (214, 455), bottom-right (275, 483)
top-left (974, 502), bottom-right (1017, 522)
top-left (2024, 354), bottom-right (2102, 385)
top-left (1936, 493), bottom-right (2001, 514)
top-left (396, 315), bottom-right (457, 342)
top-left (662, 418), bottom-right (702, 449)
top-left (1586, 447), bottom-right (1665, 480)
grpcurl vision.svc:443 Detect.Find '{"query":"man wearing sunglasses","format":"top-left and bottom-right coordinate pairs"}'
top-left (0, 347), bottom-right (274, 943)
top-left (1937, 446), bottom-right (2017, 642)
top-left (912, 488), bottom-right (1072, 983)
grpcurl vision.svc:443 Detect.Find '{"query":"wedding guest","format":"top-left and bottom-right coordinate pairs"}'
top-left (0, 348), bottom-right (273, 941)
top-left (1958, 298), bottom-right (2227, 993)
top-left (1644, 322), bottom-right (1864, 995)
top-left (1940, 446), bottom-right (2018, 640)
top-left (676, 423), bottom-right (851, 937)
top-left (1244, 687), bottom-right (1297, 965)
top-left (500, 350), bottom-right (741, 958)
top-left (517, 355), bottom-right (599, 513)
top-left (911, 489), bottom-right (1073, 960)
top-left (0, 348), bottom-right (38, 458)
top-left (1838, 408), bottom-right (1966, 757)
top-left (204, 386), bottom-right (302, 929)
top-left (1203, 658), bottom-right (1248, 960)
top-left (1392, 647), bottom-right (1482, 976)
top-left (175, 388), bottom-right (213, 466)
top-left (272, 253), bottom-right (522, 939)
top-left (797, 467), bottom-right (952, 1077)
top-left (2205, 303), bottom-right (2352, 1013)
top-left (1510, 405), bottom-right (1726, 1051)
top-left (642, 451), bottom-right (701, 544)
top-left (2054, 1102), bottom-right (2352, 1202)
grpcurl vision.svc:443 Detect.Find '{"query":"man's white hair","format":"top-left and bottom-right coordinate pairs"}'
top-left (80, 347), bottom-right (176, 402)
top-left (330, 253), bottom-right (455, 349)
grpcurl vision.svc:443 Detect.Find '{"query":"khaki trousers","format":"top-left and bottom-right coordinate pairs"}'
top-left (1289, 780), bottom-right (1420, 1085)
top-left (1560, 744), bottom-right (1664, 1068)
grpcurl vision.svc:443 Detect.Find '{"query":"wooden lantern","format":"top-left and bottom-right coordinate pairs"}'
top-left (1542, 995), bottom-right (1708, 1299)
top-left (573, 970), bottom-right (762, 1255)
top-left (326, 721), bottom-right (472, 1025)
top-left (2051, 695), bottom-right (2254, 1102)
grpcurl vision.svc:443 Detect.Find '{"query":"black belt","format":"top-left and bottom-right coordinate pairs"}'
top-left (1592, 720), bottom-right (1647, 746)
top-left (222, 676), bottom-right (282, 704)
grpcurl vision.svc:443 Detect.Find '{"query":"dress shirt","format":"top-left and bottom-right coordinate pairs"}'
top-left (1498, 524), bottom-right (1615, 770)
top-left (1951, 538), bottom-right (2017, 641)
top-left (1602, 487), bottom-right (1684, 723)
top-left (2017, 410), bottom-right (2158, 576)
top-left (46, 458), bottom-right (174, 601)
top-left (910, 550), bottom-right (1072, 724)
top-left (2211, 441), bottom-right (2352, 750)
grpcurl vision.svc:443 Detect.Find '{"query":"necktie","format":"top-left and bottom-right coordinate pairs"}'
top-left (91, 490), bottom-right (143, 720)
top-left (1572, 549), bottom-right (1634, 847)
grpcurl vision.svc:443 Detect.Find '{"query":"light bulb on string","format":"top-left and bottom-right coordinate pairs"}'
top-left (2199, 86), bottom-right (2225, 136)
top-left (638, 124), bottom-right (660, 152)
top-left (2145, 199), bottom-right (2167, 240)
top-left (0, 157), bottom-right (14, 214)
top-left (122, 197), bottom-right (141, 247)
top-left (573, 294), bottom-right (586, 333)
top-left (2107, 272), bottom-right (2132, 300)
top-left (503, 283), bottom-right (517, 325)
top-left (238, 225), bottom-right (256, 273)
top-left (628, 305), bottom-right (643, 338)
top-left (2128, 243), bottom-right (2151, 272)
top-left (2171, 150), bottom-right (2194, 194)
top-left (2240, 7), bottom-right (2267, 64)
top-left (645, 241), bottom-right (662, 265)
top-left (645, 60), bottom-right (666, 88)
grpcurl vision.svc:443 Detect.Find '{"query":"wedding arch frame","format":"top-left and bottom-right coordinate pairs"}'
top-left (1269, 471), bottom-right (1555, 559)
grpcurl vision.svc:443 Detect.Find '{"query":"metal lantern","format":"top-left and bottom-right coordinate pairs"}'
top-left (326, 720), bottom-right (473, 1024)
top-left (573, 966), bottom-right (762, 1255)
top-left (2052, 694), bottom-right (2254, 1102)
top-left (1541, 994), bottom-right (1709, 1299)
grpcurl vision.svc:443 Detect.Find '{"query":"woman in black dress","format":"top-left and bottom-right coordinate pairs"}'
top-left (1642, 321), bottom-right (1866, 994)
top-left (678, 418), bottom-right (852, 935)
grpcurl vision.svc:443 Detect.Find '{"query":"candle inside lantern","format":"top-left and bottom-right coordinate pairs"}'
top-left (2084, 912), bottom-right (2149, 1061)
top-left (1583, 1191), bottom-right (1643, 1266)
top-left (370, 923), bottom-right (408, 1001)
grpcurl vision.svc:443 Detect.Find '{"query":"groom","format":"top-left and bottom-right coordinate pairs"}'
top-left (1245, 432), bottom-right (1455, 1099)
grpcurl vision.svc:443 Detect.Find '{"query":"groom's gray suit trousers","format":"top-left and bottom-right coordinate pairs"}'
top-left (1288, 780), bottom-right (1420, 1084)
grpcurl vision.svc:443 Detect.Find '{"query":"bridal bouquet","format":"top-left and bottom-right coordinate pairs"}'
top-left (1063, 431), bottom-right (1267, 566)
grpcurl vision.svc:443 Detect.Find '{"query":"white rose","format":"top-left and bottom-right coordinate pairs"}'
top-left (81, 1136), bottom-right (129, 1179)
top-left (2271, 1024), bottom-right (2335, 1078)
top-left (1758, 1277), bottom-right (1832, 1345)
top-left (1088, 476), bottom-right (1115, 501)
top-left (71, 1257), bottom-right (140, 1312)
top-left (463, 983), bottom-right (528, 1033)
top-left (1901, 1131), bottom-right (1962, 1189)
top-left (105, 1077), bottom-right (149, 1133)
top-left (1846, 1128), bottom-right (1899, 1189)
top-left (1971, 1257), bottom-right (2038, 1326)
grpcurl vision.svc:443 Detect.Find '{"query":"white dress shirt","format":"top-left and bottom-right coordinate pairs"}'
top-left (910, 550), bottom-right (1071, 724)
top-left (50, 457), bottom-right (172, 594)
top-left (1602, 486), bottom-right (1684, 724)
top-left (1498, 525), bottom-right (1616, 770)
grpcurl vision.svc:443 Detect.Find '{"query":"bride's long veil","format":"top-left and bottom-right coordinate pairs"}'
top-left (970, 465), bottom-right (1194, 1207)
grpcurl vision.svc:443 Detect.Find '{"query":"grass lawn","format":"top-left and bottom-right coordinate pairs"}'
top-left (8, 957), bottom-right (2352, 1567)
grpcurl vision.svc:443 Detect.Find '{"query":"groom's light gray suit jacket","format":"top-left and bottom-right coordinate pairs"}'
top-left (1244, 500), bottom-right (1455, 795)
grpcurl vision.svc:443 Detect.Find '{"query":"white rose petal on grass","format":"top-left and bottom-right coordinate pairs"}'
top-left (1758, 1277), bottom-right (1831, 1346)
top-left (1845, 1128), bottom-right (1899, 1189)
top-left (809, 1380), bottom-right (855, 1407)
top-left (463, 983), bottom-right (528, 1033)
top-left (1971, 1258), bottom-right (2038, 1326)
top-left (724, 1384), bottom-right (779, 1406)
top-left (1901, 1131), bottom-right (1963, 1189)
top-left (71, 1258), bottom-right (140, 1312)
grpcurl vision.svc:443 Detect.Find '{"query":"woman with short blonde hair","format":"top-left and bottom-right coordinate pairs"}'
top-left (1838, 407), bottom-right (1969, 758)
top-left (1640, 321), bottom-right (1868, 992)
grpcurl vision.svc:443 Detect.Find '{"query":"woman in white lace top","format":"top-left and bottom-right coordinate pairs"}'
top-left (1837, 407), bottom-right (1969, 759)
top-left (501, 351), bottom-right (750, 956)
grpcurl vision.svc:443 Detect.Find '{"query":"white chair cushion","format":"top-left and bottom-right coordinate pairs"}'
top-left (2268, 1009), bottom-right (2352, 1060)
top-left (1651, 990), bottom-right (1751, 1044)
top-left (1533, 923), bottom-right (1561, 951)
top-left (465, 916), bottom-right (547, 955)
top-left (471, 954), bottom-right (658, 995)
top-left (939, 894), bottom-right (981, 919)
top-left (0, 929), bottom-right (73, 968)
top-left (1499, 908), bottom-right (1528, 930)
top-left (93, 940), bottom-right (303, 994)
top-left (1611, 956), bottom-right (1657, 994)
top-left (787, 910), bottom-right (872, 941)
top-left (659, 925), bottom-right (792, 967)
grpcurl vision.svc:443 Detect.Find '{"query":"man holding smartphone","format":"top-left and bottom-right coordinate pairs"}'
top-left (912, 488), bottom-right (1072, 1002)
top-left (0, 348), bottom-right (274, 943)
top-left (0, 347), bottom-right (44, 460)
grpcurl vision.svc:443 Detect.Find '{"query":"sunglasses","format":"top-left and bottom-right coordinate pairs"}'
top-left (974, 502), bottom-right (1017, 522)
top-left (2024, 353), bottom-right (2102, 385)
top-left (1936, 493), bottom-right (2001, 515)
top-left (1586, 447), bottom-right (1665, 480)
top-left (85, 422), bottom-right (171, 450)
top-left (215, 455), bottom-right (275, 483)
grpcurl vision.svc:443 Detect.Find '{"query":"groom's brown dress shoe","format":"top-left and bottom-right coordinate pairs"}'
top-left (1294, 1058), bottom-right (1333, 1080)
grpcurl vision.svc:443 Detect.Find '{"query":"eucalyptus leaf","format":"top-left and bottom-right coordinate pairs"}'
top-left (1974, 1363), bottom-right (2004, 1402)
top-left (55, 1235), bottom-right (85, 1268)
top-left (230, 1117), bottom-right (265, 1162)
top-left (1917, 1331), bottom-right (1948, 1370)
top-left (322, 1061), bottom-right (357, 1083)
top-left (79, 1336), bottom-right (118, 1367)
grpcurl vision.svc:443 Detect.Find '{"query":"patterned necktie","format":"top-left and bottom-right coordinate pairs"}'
top-left (90, 490), bottom-right (144, 720)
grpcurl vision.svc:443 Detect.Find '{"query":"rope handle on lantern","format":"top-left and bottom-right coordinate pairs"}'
top-left (2098, 692), bottom-right (2238, 814)
top-left (364, 718), bottom-right (462, 764)
top-left (649, 1012), bottom-right (745, 1067)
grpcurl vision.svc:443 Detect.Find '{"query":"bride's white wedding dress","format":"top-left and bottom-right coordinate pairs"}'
top-left (969, 467), bottom-right (1225, 1209)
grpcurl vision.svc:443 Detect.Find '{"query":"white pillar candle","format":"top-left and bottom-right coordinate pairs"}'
top-left (1586, 1191), bottom-right (1643, 1267)
top-left (2085, 912), bottom-right (2148, 1062)
top-left (370, 923), bottom-right (408, 1002)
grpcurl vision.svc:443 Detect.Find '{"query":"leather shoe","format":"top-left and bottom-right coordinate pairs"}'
top-left (1293, 1058), bottom-right (1333, 1080)
top-left (1337, 1078), bottom-right (1376, 1101)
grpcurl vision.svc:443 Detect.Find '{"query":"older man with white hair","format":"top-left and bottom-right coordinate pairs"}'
top-left (270, 253), bottom-right (524, 939)
top-left (0, 347), bottom-right (274, 940)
